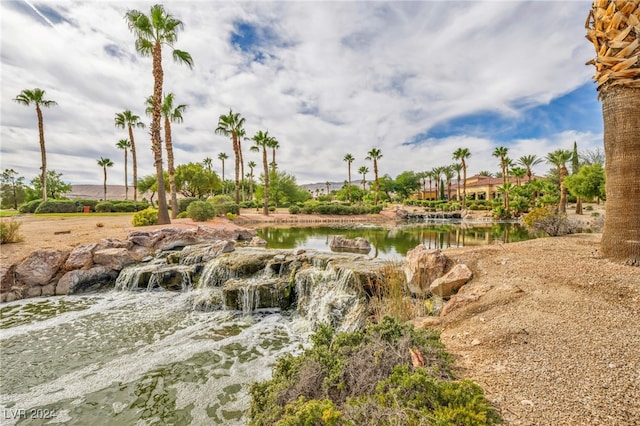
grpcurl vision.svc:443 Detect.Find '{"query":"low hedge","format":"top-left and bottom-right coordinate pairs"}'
top-left (302, 201), bottom-right (383, 215)
top-left (178, 197), bottom-right (199, 213)
top-left (18, 199), bottom-right (43, 214)
top-left (34, 200), bottom-right (77, 214)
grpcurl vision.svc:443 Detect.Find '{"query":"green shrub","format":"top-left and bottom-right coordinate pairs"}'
top-left (187, 201), bottom-right (216, 222)
top-left (19, 199), bottom-right (43, 214)
top-left (240, 200), bottom-right (256, 209)
top-left (249, 317), bottom-right (499, 426)
top-left (215, 202), bottom-right (239, 216)
top-left (71, 199), bottom-right (98, 212)
top-left (132, 208), bottom-right (158, 226)
top-left (226, 212), bottom-right (238, 220)
top-left (176, 211), bottom-right (189, 219)
top-left (491, 205), bottom-right (512, 220)
top-left (288, 205), bottom-right (301, 214)
top-left (585, 205), bottom-right (594, 211)
top-left (34, 200), bottom-right (77, 214)
top-left (210, 194), bottom-right (234, 205)
top-left (111, 201), bottom-right (137, 212)
top-left (95, 202), bottom-right (113, 213)
top-left (178, 197), bottom-right (199, 213)
top-left (0, 220), bottom-right (23, 244)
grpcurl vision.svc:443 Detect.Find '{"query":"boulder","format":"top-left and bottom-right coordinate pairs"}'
top-left (58, 266), bottom-right (118, 295)
top-left (148, 265), bottom-right (196, 291)
top-left (429, 264), bottom-right (473, 297)
top-left (64, 243), bottom-right (97, 270)
top-left (330, 236), bottom-right (371, 252)
top-left (0, 264), bottom-right (15, 292)
top-left (15, 249), bottom-right (70, 287)
top-left (96, 238), bottom-right (132, 250)
top-left (403, 246), bottom-right (449, 296)
top-left (248, 236), bottom-right (267, 246)
top-left (178, 240), bottom-right (235, 265)
top-left (93, 248), bottom-right (136, 271)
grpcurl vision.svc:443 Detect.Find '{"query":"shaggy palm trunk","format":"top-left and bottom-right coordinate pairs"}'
top-left (128, 125), bottom-right (138, 202)
top-left (239, 145), bottom-right (245, 202)
top-left (559, 166), bottom-right (568, 214)
top-left (103, 166), bottom-right (108, 200)
top-left (164, 117), bottom-right (178, 218)
top-left (262, 147), bottom-right (269, 215)
top-left (36, 104), bottom-right (47, 201)
top-left (373, 160), bottom-right (379, 205)
top-left (152, 42), bottom-right (170, 224)
top-left (123, 149), bottom-right (128, 200)
top-left (601, 86), bottom-right (640, 265)
top-left (462, 161), bottom-right (467, 208)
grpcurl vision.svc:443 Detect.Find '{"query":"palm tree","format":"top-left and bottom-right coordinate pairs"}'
top-left (125, 4), bottom-right (194, 224)
top-left (217, 152), bottom-right (228, 192)
top-left (250, 130), bottom-right (272, 215)
top-left (116, 139), bottom-right (131, 200)
top-left (442, 165), bottom-right (455, 201)
top-left (325, 181), bottom-right (331, 196)
top-left (202, 157), bottom-right (213, 173)
top-left (511, 167), bottom-right (527, 186)
top-left (478, 170), bottom-right (493, 177)
top-left (97, 157), bottom-right (114, 201)
top-left (247, 160), bottom-right (256, 201)
top-left (497, 182), bottom-right (514, 214)
top-left (268, 137), bottom-right (280, 172)
top-left (546, 149), bottom-right (572, 214)
top-left (518, 154), bottom-right (543, 182)
top-left (586, 1), bottom-right (639, 265)
top-left (13, 88), bottom-right (57, 202)
top-left (492, 147), bottom-right (509, 207)
top-left (453, 148), bottom-right (471, 207)
top-left (432, 167), bottom-right (443, 200)
top-left (115, 110), bottom-right (145, 202)
top-left (358, 166), bottom-right (369, 191)
top-left (215, 110), bottom-right (245, 205)
top-left (425, 170), bottom-right (434, 200)
top-left (452, 163), bottom-right (463, 201)
top-left (365, 148), bottom-right (383, 205)
top-left (343, 153), bottom-right (355, 188)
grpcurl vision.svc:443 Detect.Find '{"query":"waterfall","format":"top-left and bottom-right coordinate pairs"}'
top-left (115, 261), bottom-right (165, 291)
top-left (199, 258), bottom-right (236, 288)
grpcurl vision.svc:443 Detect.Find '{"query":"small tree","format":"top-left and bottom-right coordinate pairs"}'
top-left (97, 157), bottom-right (114, 200)
top-left (1, 169), bottom-right (27, 209)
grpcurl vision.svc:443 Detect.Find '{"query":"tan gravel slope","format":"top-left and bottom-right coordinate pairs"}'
top-left (440, 234), bottom-right (640, 425)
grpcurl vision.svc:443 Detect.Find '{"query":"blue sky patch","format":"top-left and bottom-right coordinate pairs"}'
top-left (231, 21), bottom-right (283, 62)
top-left (406, 83), bottom-right (602, 145)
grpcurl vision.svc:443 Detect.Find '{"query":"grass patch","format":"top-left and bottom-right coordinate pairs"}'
top-left (0, 210), bottom-right (20, 218)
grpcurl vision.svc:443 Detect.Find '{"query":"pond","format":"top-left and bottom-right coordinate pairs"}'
top-left (255, 221), bottom-right (532, 258)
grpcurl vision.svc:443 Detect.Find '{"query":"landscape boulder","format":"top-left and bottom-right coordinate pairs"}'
top-left (93, 248), bottom-right (136, 271)
top-left (15, 249), bottom-right (70, 287)
top-left (429, 263), bottom-right (473, 298)
top-left (58, 266), bottom-right (119, 295)
top-left (403, 246), bottom-right (449, 296)
top-left (330, 236), bottom-right (371, 252)
top-left (64, 243), bottom-right (97, 270)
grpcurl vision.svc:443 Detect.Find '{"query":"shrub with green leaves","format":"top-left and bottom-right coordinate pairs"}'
top-left (210, 194), bottom-right (234, 205)
top-left (34, 200), bottom-right (77, 214)
top-left (249, 317), bottom-right (499, 426)
top-left (18, 199), bottom-right (43, 214)
top-left (178, 197), bottom-right (199, 213)
top-left (288, 205), bottom-right (301, 214)
top-left (187, 201), bottom-right (216, 222)
top-left (132, 208), bottom-right (158, 226)
top-left (95, 202), bottom-right (113, 213)
top-left (0, 220), bottom-right (24, 244)
top-left (215, 202), bottom-right (239, 216)
top-left (112, 201), bottom-right (137, 212)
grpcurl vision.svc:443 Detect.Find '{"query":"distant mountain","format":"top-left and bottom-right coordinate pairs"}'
top-left (68, 185), bottom-right (158, 201)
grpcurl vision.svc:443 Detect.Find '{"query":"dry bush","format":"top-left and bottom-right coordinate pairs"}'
top-left (0, 219), bottom-right (24, 244)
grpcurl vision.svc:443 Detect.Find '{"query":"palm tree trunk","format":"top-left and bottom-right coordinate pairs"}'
top-left (262, 148), bottom-right (269, 215)
top-left (239, 144), bottom-right (245, 202)
top-left (373, 160), bottom-right (379, 205)
top-left (559, 166), bottom-right (568, 214)
top-left (103, 166), bottom-right (107, 201)
top-left (152, 41), bottom-right (170, 224)
top-left (124, 149), bottom-right (128, 200)
top-left (164, 117), bottom-right (178, 219)
top-left (128, 125), bottom-right (138, 202)
top-left (36, 104), bottom-right (47, 201)
top-left (601, 86), bottom-right (640, 265)
top-left (462, 162), bottom-right (467, 209)
top-left (233, 135), bottom-right (240, 204)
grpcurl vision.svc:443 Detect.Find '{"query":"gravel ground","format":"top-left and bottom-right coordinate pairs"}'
top-left (440, 233), bottom-right (640, 425)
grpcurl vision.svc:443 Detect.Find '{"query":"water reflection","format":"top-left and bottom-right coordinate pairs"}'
top-left (256, 222), bottom-right (531, 258)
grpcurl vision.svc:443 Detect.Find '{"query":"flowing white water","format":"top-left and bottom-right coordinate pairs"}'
top-left (0, 292), bottom-right (311, 425)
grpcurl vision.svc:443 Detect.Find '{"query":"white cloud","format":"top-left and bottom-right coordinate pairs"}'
top-left (0, 0), bottom-right (601, 187)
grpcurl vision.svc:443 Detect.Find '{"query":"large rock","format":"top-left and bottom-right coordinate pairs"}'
top-left (330, 236), bottom-right (371, 253)
top-left (176, 240), bottom-right (236, 265)
top-left (58, 266), bottom-right (118, 295)
top-left (429, 264), bottom-right (473, 297)
top-left (403, 246), bottom-right (449, 296)
top-left (223, 278), bottom-right (295, 311)
top-left (148, 265), bottom-right (196, 291)
top-left (0, 264), bottom-right (15, 292)
top-left (64, 243), bottom-right (97, 270)
top-left (93, 248), bottom-right (136, 271)
top-left (15, 249), bottom-right (70, 287)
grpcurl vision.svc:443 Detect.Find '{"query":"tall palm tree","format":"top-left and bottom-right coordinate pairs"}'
top-left (365, 148), bottom-right (383, 205)
top-left (492, 146), bottom-right (509, 207)
top-left (518, 154), bottom-right (543, 182)
top-left (116, 139), bottom-right (131, 200)
top-left (432, 167), bottom-right (443, 201)
top-left (202, 156), bottom-right (213, 173)
top-left (358, 166), bottom-right (369, 191)
top-left (511, 167), bottom-right (527, 186)
top-left (425, 170), bottom-right (434, 201)
top-left (13, 88), bottom-right (57, 202)
top-left (268, 137), bottom-right (280, 172)
top-left (250, 130), bottom-right (272, 215)
top-left (497, 182), bottom-right (514, 213)
top-left (218, 152), bottom-right (228, 191)
top-left (247, 160), bottom-right (256, 201)
top-left (215, 109), bottom-right (245, 205)
top-left (452, 163), bottom-right (463, 201)
top-left (442, 165), bottom-right (455, 201)
top-left (587, 0), bottom-right (639, 265)
top-left (452, 147), bottom-right (471, 207)
top-left (236, 127), bottom-right (248, 202)
top-left (115, 110), bottom-right (145, 202)
top-left (343, 153), bottom-right (355, 188)
top-left (325, 181), bottom-right (331, 195)
top-left (97, 157), bottom-right (114, 201)
top-left (546, 149), bottom-right (572, 214)
top-left (125, 4), bottom-right (194, 224)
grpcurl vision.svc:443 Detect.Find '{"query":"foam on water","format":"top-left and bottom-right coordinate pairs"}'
top-left (0, 292), bottom-right (310, 425)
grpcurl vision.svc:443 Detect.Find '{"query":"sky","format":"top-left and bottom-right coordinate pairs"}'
top-left (1, 0), bottom-right (604, 187)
